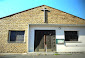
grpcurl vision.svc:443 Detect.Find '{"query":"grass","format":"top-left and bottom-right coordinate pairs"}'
top-left (54, 53), bottom-right (60, 55)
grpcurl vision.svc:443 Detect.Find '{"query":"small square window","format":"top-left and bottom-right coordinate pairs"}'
top-left (9, 31), bottom-right (25, 42)
top-left (64, 31), bottom-right (78, 41)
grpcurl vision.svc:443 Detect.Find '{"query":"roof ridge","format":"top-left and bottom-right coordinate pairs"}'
top-left (0, 5), bottom-right (85, 20)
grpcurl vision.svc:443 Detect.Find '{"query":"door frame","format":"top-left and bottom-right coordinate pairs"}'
top-left (28, 24), bottom-right (57, 52)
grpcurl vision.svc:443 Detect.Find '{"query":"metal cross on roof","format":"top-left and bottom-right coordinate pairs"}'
top-left (41, 7), bottom-right (48, 23)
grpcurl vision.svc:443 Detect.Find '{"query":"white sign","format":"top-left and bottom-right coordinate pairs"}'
top-left (57, 40), bottom-right (64, 44)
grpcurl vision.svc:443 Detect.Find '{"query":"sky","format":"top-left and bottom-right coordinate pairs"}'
top-left (0, 0), bottom-right (85, 19)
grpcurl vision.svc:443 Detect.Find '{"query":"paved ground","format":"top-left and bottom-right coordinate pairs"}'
top-left (0, 53), bottom-right (85, 58)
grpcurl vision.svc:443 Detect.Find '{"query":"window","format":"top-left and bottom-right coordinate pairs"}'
top-left (64, 31), bottom-right (78, 41)
top-left (9, 31), bottom-right (25, 42)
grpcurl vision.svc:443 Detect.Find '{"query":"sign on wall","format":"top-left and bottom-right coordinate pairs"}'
top-left (56, 39), bottom-right (65, 44)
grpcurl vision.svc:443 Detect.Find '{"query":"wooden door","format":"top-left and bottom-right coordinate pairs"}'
top-left (34, 30), bottom-right (56, 52)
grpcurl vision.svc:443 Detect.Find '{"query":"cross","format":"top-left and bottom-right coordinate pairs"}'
top-left (41, 7), bottom-right (48, 23)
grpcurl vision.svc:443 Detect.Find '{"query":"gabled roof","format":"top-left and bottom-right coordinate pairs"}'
top-left (0, 5), bottom-right (85, 20)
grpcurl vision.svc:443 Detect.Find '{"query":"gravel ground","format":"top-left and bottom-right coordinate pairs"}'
top-left (0, 53), bottom-right (85, 58)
